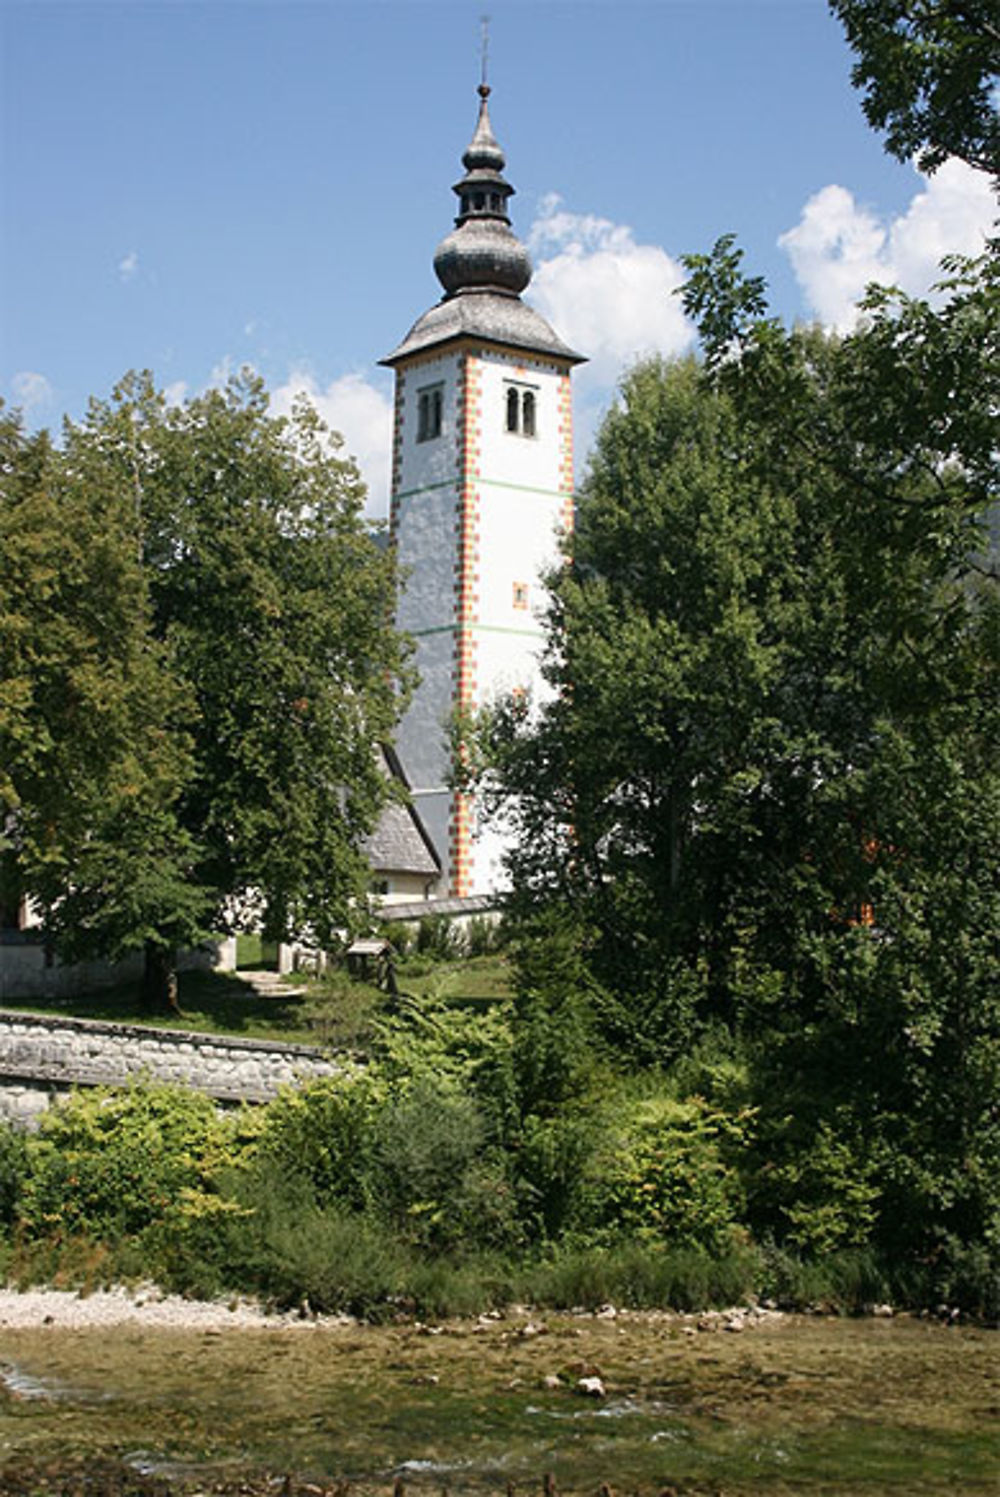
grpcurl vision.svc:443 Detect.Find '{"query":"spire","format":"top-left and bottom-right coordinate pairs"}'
top-left (432, 81), bottom-right (532, 298)
top-left (462, 84), bottom-right (506, 175)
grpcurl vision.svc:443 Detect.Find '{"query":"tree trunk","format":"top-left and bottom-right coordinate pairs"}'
top-left (0, 848), bottom-right (25, 931)
top-left (144, 940), bottom-right (181, 1016)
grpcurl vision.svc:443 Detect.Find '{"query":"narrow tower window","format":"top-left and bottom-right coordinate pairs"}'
top-left (504, 381), bottom-right (539, 438)
top-left (506, 386), bottom-right (520, 433)
top-left (417, 383), bottom-right (444, 442)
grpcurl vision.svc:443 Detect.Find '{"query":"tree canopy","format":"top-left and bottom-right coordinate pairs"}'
top-left (469, 239), bottom-right (999, 1265)
top-left (0, 373), bottom-right (411, 1000)
top-left (829, 0), bottom-right (1000, 178)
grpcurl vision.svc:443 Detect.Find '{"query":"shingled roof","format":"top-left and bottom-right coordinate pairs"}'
top-left (363, 746), bottom-right (441, 878)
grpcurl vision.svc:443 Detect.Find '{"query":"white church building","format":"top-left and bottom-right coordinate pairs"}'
top-left (382, 82), bottom-right (584, 898)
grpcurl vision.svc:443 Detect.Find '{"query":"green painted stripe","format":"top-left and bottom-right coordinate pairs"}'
top-left (394, 477), bottom-right (575, 503)
top-left (471, 622), bottom-right (546, 639)
top-left (411, 622), bottom-right (545, 641)
top-left (476, 477), bottom-right (573, 501)
top-left (393, 478), bottom-right (460, 501)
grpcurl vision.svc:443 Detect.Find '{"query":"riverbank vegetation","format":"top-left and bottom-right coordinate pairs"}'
top-left (0, 914), bottom-right (995, 1321)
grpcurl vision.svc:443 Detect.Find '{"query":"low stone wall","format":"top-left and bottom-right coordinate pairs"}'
top-left (0, 1010), bottom-right (339, 1127)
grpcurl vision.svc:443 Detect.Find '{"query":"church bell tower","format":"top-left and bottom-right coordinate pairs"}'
top-left (382, 82), bottom-right (584, 897)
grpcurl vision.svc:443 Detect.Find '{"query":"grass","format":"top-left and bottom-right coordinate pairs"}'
top-left (0, 952), bottom-right (513, 1049)
top-left (0, 969), bottom-right (319, 1046)
top-left (393, 952), bottom-right (512, 1005)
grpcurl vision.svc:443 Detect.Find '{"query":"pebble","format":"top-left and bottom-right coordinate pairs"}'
top-left (0, 1287), bottom-right (328, 1331)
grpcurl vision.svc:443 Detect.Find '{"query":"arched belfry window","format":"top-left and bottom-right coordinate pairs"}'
top-left (506, 387), bottom-right (520, 433)
top-left (417, 383), bottom-right (443, 443)
top-left (504, 381), bottom-right (539, 438)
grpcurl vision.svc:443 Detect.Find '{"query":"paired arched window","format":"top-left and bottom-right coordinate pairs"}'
top-left (417, 383), bottom-right (443, 443)
top-left (505, 382), bottom-right (538, 438)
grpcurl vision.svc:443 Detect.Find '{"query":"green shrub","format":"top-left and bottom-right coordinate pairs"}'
top-left (17, 1083), bottom-right (256, 1242)
top-left (0, 1123), bottom-right (29, 1229)
top-left (414, 913), bottom-right (462, 960)
top-left (370, 1078), bottom-right (519, 1252)
top-left (509, 911), bottom-right (602, 1119)
top-left (749, 1111), bottom-right (882, 1256)
top-left (258, 1074), bottom-right (376, 1213)
top-left (516, 1107), bottom-right (601, 1240)
top-left (584, 1094), bottom-right (751, 1251)
top-left (917, 1232), bottom-right (1000, 1320)
top-left (173, 1156), bottom-right (412, 1316)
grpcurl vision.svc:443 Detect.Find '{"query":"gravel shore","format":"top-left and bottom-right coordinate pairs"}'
top-left (0, 1284), bottom-right (327, 1331)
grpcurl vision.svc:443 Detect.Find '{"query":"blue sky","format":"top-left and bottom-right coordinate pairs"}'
top-left (2, 0), bottom-right (995, 513)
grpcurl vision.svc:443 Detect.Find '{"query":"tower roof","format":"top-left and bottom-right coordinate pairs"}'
top-left (382, 85), bottom-right (585, 368)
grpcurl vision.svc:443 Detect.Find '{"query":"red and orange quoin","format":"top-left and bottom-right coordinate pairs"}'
top-left (557, 369), bottom-right (575, 535)
top-left (388, 370), bottom-right (406, 540)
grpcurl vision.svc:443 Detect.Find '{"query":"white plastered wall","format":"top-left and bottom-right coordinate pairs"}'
top-left (465, 349), bottom-right (570, 893)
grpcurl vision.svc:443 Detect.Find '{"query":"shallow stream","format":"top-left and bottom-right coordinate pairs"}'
top-left (0, 1310), bottom-right (996, 1494)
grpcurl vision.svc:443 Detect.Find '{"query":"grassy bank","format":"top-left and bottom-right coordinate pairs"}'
top-left (0, 950), bottom-right (513, 1048)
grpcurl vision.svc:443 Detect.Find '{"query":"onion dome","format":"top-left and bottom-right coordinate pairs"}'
top-left (382, 83), bottom-right (585, 369)
top-left (432, 84), bottom-right (533, 297)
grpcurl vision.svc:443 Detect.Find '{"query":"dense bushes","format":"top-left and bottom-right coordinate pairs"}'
top-left (0, 921), bottom-right (995, 1319)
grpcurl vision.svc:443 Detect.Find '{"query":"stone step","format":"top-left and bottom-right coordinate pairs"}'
top-left (234, 970), bottom-right (306, 999)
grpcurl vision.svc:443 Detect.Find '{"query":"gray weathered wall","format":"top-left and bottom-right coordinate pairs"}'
top-left (0, 1010), bottom-right (339, 1126)
top-left (0, 937), bottom-right (238, 1001)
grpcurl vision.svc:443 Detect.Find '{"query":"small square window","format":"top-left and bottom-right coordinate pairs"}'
top-left (417, 384), bottom-right (443, 442)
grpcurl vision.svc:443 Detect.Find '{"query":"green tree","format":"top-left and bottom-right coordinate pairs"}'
top-left (2, 373), bottom-right (412, 1005)
top-left (473, 244), bottom-right (999, 1271)
top-left (0, 405), bottom-right (203, 997)
top-left (829, 0), bottom-right (1000, 178)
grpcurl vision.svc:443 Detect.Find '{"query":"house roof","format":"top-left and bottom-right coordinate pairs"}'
top-left (362, 746), bottom-right (441, 877)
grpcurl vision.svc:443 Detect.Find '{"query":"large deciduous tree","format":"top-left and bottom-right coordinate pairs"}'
top-left (471, 241), bottom-right (999, 1268)
top-left (2, 373), bottom-right (411, 1005)
top-left (0, 405), bottom-right (203, 1002)
top-left (828, 0), bottom-right (1000, 178)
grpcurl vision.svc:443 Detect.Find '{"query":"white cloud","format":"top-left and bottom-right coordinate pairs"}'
top-left (118, 250), bottom-right (139, 283)
top-left (527, 194), bottom-right (694, 462)
top-left (208, 354), bottom-right (235, 388)
top-left (163, 380), bottom-right (188, 407)
top-left (529, 195), bottom-right (694, 387)
top-left (270, 370), bottom-right (394, 519)
top-left (780, 159), bottom-right (996, 331)
top-left (11, 370), bottom-right (54, 414)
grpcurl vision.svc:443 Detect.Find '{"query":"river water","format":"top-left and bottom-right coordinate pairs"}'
top-left (0, 1310), bottom-right (996, 1493)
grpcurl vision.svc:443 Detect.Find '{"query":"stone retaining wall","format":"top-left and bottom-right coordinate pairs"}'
top-left (0, 1010), bottom-right (339, 1126)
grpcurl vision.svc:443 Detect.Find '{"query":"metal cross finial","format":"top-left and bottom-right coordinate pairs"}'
top-left (480, 14), bottom-right (491, 91)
